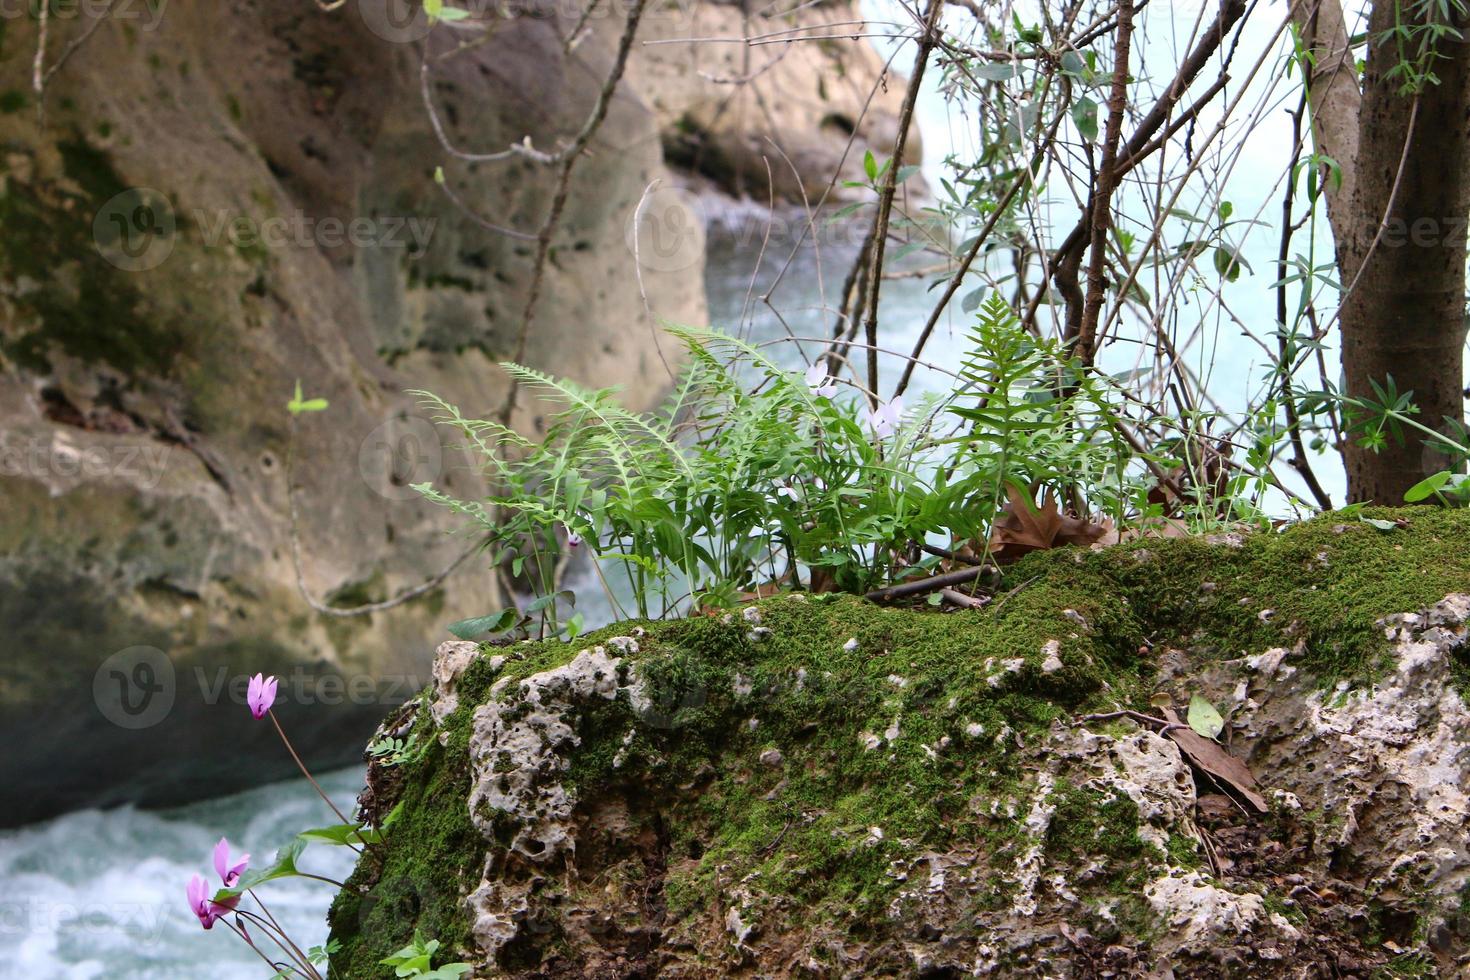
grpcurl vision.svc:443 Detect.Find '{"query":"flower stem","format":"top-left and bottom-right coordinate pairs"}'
top-left (267, 709), bottom-right (359, 845)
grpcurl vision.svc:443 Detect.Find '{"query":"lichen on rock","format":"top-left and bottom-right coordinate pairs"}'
top-left (329, 508), bottom-right (1470, 977)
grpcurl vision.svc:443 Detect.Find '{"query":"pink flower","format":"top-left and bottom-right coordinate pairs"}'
top-left (860, 396), bottom-right (904, 438)
top-left (213, 838), bottom-right (249, 888)
top-left (564, 524), bottom-right (582, 548)
top-left (246, 674), bottom-right (277, 720)
top-left (186, 874), bottom-right (236, 930)
top-left (803, 363), bottom-right (838, 398)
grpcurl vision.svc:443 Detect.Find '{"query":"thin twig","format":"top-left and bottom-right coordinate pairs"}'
top-left (859, 0), bottom-right (943, 405)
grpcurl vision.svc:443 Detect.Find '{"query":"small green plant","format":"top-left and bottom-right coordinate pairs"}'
top-left (269, 941), bottom-right (339, 980)
top-left (379, 932), bottom-right (472, 979)
top-left (367, 732), bottom-right (425, 768)
top-left (416, 299), bottom-right (1151, 623)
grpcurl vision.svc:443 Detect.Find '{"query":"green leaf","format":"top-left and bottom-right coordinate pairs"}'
top-left (863, 149), bottom-right (877, 181)
top-left (526, 590), bottom-right (575, 615)
top-left (974, 62), bottom-right (1017, 82)
top-left (961, 286), bottom-right (986, 313)
top-left (447, 608), bottom-right (519, 640)
top-left (298, 822), bottom-right (380, 847)
top-left (1360, 516), bottom-right (1400, 531)
top-left (1071, 97), bottom-right (1099, 142)
top-left (1212, 244), bottom-right (1249, 281)
top-left (286, 379), bottom-right (329, 416)
top-left (1186, 694), bottom-right (1225, 740)
top-left (1403, 470), bottom-right (1452, 503)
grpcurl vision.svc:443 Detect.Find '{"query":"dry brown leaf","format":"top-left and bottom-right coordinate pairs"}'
top-left (1161, 707), bottom-right (1267, 812)
top-left (986, 484), bottom-right (1115, 564)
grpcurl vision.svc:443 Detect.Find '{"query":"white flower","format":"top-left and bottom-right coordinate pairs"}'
top-left (803, 362), bottom-right (838, 398)
top-left (860, 396), bottom-right (904, 438)
top-left (773, 480), bottom-right (802, 502)
top-left (564, 524), bottom-right (582, 548)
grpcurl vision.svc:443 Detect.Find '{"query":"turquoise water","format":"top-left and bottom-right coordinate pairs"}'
top-left (0, 768), bottom-right (361, 978)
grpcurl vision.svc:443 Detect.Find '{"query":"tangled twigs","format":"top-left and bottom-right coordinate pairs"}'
top-left (863, 563), bottom-right (1001, 603)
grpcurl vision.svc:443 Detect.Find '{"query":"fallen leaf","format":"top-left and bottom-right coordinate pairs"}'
top-left (1186, 694), bottom-right (1225, 739)
top-left (1162, 707), bottom-right (1267, 812)
top-left (986, 484), bottom-right (1115, 563)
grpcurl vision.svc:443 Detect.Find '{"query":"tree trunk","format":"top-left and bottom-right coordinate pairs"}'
top-left (1333, 1), bottom-right (1470, 503)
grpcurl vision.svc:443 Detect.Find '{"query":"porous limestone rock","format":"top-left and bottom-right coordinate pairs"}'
top-left (329, 511), bottom-right (1470, 977)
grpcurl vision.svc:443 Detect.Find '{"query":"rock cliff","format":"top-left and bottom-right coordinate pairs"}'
top-left (328, 509), bottom-right (1470, 977)
top-left (0, 0), bottom-right (907, 824)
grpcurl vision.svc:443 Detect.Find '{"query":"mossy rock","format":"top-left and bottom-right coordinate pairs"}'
top-left (329, 508), bottom-right (1470, 977)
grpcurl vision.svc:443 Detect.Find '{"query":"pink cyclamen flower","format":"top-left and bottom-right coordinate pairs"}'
top-left (860, 396), bottom-right (904, 438)
top-left (803, 363), bottom-right (838, 398)
top-left (186, 874), bottom-right (235, 930)
top-left (213, 838), bottom-right (249, 888)
top-left (246, 673), bottom-right (277, 720)
top-left (564, 524), bottom-right (582, 548)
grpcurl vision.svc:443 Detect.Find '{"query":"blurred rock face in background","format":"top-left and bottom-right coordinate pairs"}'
top-left (0, 0), bottom-right (910, 824)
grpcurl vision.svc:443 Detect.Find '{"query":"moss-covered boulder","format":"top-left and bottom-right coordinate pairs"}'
top-left (328, 509), bottom-right (1470, 977)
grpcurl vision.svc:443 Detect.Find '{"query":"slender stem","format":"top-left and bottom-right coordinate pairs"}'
top-left (236, 910), bottom-right (320, 979)
top-left (267, 710), bottom-right (357, 836)
top-left (249, 891), bottom-right (320, 978)
top-left (223, 917), bottom-right (301, 978)
top-left (296, 871), bottom-right (349, 889)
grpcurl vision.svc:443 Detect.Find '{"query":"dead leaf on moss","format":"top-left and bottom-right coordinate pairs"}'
top-left (986, 484), bottom-right (1115, 563)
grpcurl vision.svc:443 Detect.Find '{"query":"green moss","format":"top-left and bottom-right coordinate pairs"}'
top-left (0, 144), bottom-right (190, 377)
top-left (329, 509), bottom-right (1470, 972)
top-left (327, 723), bottom-right (482, 976)
top-left (1015, 507), bottom-right (1470, 687)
